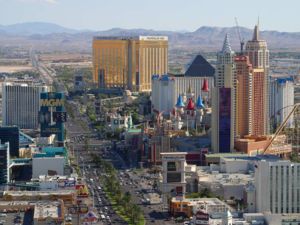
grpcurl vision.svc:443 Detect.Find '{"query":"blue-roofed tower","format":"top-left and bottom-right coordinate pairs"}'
top-left (196, 95), bottom-right (205, 109)
top-left (176, 95), bottom-right (185, 108)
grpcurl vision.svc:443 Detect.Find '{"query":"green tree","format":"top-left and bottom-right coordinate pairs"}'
top-left (122, 191), bottom-right (131, 211)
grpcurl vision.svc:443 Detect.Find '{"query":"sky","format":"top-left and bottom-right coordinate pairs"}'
top-left (0, 0), bottom-right (299, 32)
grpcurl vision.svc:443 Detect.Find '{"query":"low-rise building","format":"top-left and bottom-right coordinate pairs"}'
top-left (2, 190), bottom-right (75, 203)
top-left (34, 201), bottom-right (65, 225)
top-left (170, 197), bottom-right (232, 218)
top-left (235, 135), bottom-right (292, 156)
top-left (32, 156), bottom-right (65, 178)
top-left (38, 175), bottom-right (77, 190)
top-left (196, 167), bottom-right (254, 201)
top-left (108, 113), bottom-right (132, 131)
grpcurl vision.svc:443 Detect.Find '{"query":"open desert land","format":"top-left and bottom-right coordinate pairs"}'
top-left (0, 65), bottom-right (33, 73)
top-left (39, 52), bottom-right (92, 68)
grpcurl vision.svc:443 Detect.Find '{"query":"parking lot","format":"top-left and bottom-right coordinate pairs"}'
top-left (0, 211), bottom-right (28, 225)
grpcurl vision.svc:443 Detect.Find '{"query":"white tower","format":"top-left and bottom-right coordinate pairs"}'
top-left (161, 152), bottom-right (187, 208)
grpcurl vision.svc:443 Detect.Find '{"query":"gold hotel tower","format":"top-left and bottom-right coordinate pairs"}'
top-left (93, 36), bottom-right (168, 92)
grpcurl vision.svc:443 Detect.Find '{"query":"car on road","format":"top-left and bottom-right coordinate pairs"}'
top-left (100, 214), bottom-right (105, 220)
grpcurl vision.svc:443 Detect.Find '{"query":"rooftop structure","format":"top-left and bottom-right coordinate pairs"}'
top-left (194, 167), bottom-right (254, 201)
top-left (235, 135), bottom-right (292, 156)
top-left (170, 197), bottom-right (232, 218)
top-left (33, 201), bottom-right (64, 223)
top-left (185, 55), bottom-right (215, 77)
top-left (94, 36), bottom-right (168, 41)
top-left (2, 190), bottom-right (75, 203)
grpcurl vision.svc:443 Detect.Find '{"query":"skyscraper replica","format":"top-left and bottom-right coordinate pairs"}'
top-left (93, 36), bottom-right (168, 92)
top-left (2, 82), bottom-right (48, 129)
top-left (245, 23), bottom-right (270, 135)
top-left (235, 55), bottom-right (253, 137)
top-left (212, 34), bottom-right (237, 153)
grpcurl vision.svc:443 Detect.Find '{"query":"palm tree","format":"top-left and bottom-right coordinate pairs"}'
top-left (122, 191), bottom-right (131, 211)
top-left (130, 204), bottom-right (143, 225)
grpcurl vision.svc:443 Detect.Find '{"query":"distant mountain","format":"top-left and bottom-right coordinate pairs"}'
top-left (0, 22), bottom-right (299, 51)
top-left (0, 22), bottom-right (78, 35)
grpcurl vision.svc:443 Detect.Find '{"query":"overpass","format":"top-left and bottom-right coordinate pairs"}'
top-left (9, 158), bottom-right (32, 169)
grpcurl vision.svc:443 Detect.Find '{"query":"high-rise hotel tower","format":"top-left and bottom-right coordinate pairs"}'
top-left (212, 34), bottom-right (237, 153)
top-left (235, 55), bottom-right (253, 138)
top-left (2, 82), bottom-right (48, 129)
top-left (92, 36), bottom-right (168, 92)
top-left (246, 24), bottom-right (270, 135)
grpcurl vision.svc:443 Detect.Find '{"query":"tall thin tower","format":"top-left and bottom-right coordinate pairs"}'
top-left (245, 23), bottom-right (270, 135)
top-left (235, 55), bottom-right (253, 137)
top-left (212, 34), bottom-right (237, 153)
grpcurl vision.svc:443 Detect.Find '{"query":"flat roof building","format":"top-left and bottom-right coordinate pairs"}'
top-left (2, 82), bottom-right (48, 129)
top-left (0, 142), bottom-right (9, 184)
top-left (0, 126), bottom-right (19, 157)
top-left (93, 36), bottom-right (168, 92)
top-left (34, 201), bottom-right (64, 225)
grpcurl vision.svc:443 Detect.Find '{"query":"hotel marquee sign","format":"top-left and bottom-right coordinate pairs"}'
top-left (40, 99), bottom-right (64, 107)
top-left (139, 36), bottom-right (168, 41)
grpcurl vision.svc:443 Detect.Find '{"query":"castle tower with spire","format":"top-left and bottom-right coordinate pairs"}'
top-left (211, 34), bottom-right (237, 153)
top-left (246, 22), bottom-right (270, 135)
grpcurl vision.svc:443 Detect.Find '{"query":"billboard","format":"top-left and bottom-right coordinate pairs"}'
top-left (40, 92), bottom-right (66, 142)
top-left (76, 184), bottom-right (89, 198)
top-left (219, 88), bottom-right (231, 152)
top-left (40, 98), bottom-right (64, 107)
top-left (186, 152), bottom-right (201, 165)
top-left (53, 112), bottom-right (67, 122)
top-left (68, 204), bottom-right (89, 214)
top-left (167, 173), bottom-right (181, 183)
top-left (176, 186), bottom-right (183, 196)
top-left (195, 210), bottom-right (209, 225)
top-left (167, 162), bottom-right (177, 171)
top-left (58, 179), bottom-right (76, 188)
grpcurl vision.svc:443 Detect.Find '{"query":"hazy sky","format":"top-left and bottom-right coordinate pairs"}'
top-left (0, 0), bottom-right (299, 32)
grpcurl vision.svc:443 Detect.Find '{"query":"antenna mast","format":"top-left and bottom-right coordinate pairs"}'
top-left (235, 17), bottom-right (244, 54)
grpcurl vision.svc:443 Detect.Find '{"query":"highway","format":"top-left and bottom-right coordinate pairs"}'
top-left (30, 48), bottom-right (66, 93)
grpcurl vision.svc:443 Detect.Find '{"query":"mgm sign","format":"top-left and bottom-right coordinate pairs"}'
top-left (39, 92), bottom-right (67, 144)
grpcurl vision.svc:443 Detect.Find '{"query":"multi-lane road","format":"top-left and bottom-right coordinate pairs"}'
top-left (33, 54), bottom-right (178, 224)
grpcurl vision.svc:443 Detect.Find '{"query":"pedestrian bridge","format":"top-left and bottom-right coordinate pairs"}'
top-left (9, 158), bottom-right (32, 168)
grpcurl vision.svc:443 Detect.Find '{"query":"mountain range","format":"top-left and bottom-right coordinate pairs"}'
top-left (0, 22), bottom-right (300, 52)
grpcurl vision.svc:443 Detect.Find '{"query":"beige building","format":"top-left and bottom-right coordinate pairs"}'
top-left (245, 24), bottom-right (270, 134)
top-left (93, 36), bottom-right (168, 92)
top-left (235, 55), bottom-right (253, 138)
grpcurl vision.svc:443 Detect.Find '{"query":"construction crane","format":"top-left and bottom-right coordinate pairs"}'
top-left (263, 103), bottom-right (300, 155)
top-left (235, 17), bottom-right (245, 54)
